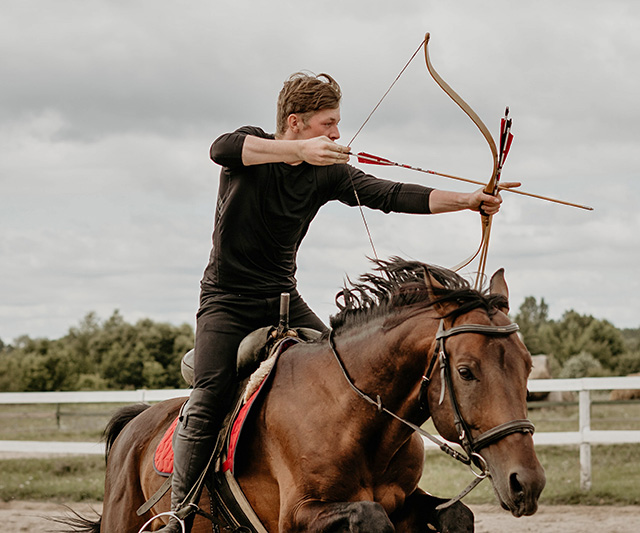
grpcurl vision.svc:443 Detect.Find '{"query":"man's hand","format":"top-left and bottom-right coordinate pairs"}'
top-left (469, 181), bottom-right (521, 215)
top-left (298, 136), bottom-right (350, 166)
top-left (241, 135), bottom-right (350, 166)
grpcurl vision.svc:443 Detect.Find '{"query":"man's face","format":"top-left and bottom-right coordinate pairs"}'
top-left (296, 108), bottom-right (341, 141)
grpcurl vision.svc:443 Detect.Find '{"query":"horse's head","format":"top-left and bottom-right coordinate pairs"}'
top-left (331, 258), bottom-right (545, 516)
top-left (423, 268), bottom-right (546, 517)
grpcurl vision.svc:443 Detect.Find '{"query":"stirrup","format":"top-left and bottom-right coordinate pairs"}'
top-left (137, 510), bottom-right (187, 533)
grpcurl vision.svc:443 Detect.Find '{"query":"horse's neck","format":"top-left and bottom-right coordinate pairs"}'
top-left (335, 318), bottom-right (429, 417)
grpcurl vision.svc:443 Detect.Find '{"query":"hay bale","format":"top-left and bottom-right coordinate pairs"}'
top-left (610, 372), bottom-right (640, 401)
top-left (528, 355), bottom-right (552, 401)
top-left (546, 390), bottom-right (576, 402)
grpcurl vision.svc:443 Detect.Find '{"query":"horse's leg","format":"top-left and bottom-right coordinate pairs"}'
top-left (391, 488), bottom-right (474, 533)
top-left (284, 500), bottom-right (394, 533)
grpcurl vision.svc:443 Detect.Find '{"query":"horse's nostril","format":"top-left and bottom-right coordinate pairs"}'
top-left (510, 472), bottom-right (524, 496)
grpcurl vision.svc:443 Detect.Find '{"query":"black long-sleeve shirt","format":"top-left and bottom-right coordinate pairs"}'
top-left (201, 126), bottom-right (434, 296)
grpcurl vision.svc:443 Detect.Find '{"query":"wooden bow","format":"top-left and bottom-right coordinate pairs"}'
top-left (349, 33), bottom-right (591, 289)
top-left (423, 32), bottom-right (500, 289)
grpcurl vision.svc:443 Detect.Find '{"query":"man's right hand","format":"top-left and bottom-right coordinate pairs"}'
top-left (298, 136), bottom-right (350, 166)
top-left (241, 135), bottom-right (350, 167)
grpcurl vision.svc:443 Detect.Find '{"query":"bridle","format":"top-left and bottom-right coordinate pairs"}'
top-left (328, 317), bottom-right (535, 508)
top-left (420, 319), bottom-right (534, 456)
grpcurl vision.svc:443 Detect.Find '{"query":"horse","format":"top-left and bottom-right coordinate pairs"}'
top-left (66, 258), bottom-right (545, 532)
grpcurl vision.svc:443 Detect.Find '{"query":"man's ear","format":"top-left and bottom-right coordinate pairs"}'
top-left (287, 113), bottom-right (301, 134)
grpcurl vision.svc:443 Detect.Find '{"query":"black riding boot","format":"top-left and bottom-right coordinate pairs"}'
top-left (152, 388), bottom-right (224, 533)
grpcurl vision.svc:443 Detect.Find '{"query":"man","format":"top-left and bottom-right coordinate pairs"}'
top-left (156, 72), bottom-right (510, 532)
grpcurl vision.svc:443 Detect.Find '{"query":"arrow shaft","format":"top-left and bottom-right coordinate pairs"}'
top-left (430, 169), bottom-right (592, 211)
top-left (499, 186), bottom-right (592, 211)
top-left (354, 152), bottom-right (592, 211)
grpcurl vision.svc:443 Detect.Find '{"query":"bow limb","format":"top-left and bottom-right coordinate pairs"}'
top-left (424, 33), bottom-right (499, 178)
top-left (449, 228), bottom-right (485, 272)
top-left (423, 33), bottom-right (498, 286)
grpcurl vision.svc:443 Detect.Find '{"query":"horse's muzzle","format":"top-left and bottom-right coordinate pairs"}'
top-left (500, 461), bottom-right (546, 517)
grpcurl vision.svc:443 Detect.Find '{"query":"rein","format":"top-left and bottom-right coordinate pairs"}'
top-left (328, 317), bottom-right (535, 508)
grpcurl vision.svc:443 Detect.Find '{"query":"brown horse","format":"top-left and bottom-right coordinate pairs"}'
top-left (68, 259), bottom-right (545, 532)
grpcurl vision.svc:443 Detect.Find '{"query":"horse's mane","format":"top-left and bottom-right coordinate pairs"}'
top-left (329, 257), bottom-right (508, 333)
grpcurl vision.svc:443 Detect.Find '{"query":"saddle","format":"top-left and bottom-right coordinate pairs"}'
top-left (180, 324), bottom-right (323, 387)
top-left (141, 321), bottom-right (322, 532)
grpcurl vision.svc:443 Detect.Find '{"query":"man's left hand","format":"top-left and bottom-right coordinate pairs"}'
top-left (471, 181), bottom-right (521, 215)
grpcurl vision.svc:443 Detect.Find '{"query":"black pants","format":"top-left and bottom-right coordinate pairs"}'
top-left (193, 289), bottom-right (327, 414)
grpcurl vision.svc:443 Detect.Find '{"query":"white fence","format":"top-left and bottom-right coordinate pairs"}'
top-left (1, 377), bottom-right (640, 490)
top-left (527, 376), bottom-right (640, 490)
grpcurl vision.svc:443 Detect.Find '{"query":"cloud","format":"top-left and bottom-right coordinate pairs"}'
top-left (1, 0), bottom-right (639, 343)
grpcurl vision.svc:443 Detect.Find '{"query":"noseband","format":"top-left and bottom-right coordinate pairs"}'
top-left (328, 317), bottom-right (535, 508)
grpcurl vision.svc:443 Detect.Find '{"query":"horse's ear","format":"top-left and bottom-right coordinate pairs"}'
top-left (422, 266), bottom-right (448, 316)
top-left (489, 268), bottom-right (510, 313)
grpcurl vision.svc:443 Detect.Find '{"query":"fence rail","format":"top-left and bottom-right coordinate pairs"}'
top-left (2, 377), bottom-right (640, 490)
top-left (0, 388), bottom-right (191, 405)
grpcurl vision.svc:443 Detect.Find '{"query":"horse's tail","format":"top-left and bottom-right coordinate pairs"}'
top-left (53, 403), bottom-right (152, 532)
top-left (50, 505), bottom-right (102, 533)
top-left (103, 402), bottom-right (151, 462)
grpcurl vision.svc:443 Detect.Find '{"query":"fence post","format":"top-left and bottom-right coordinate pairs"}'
top-left (579, 388), bottom-right (592, 491)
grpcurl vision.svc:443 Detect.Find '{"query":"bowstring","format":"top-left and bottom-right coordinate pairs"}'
top-left (346, 37), bottom-right (427, 260)
top-left (347, 38), bottom-right (426, 148)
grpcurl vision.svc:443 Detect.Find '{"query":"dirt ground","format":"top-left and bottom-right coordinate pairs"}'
top-left (0, 500), bottom-right (638, 532)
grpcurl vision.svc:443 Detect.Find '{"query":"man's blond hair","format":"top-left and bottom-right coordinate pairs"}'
top-left (276, 72), bottom-right (342, 136)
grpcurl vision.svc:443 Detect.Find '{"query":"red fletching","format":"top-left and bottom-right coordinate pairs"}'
top-left (503, 132), bottom-right (514, 160)
top-left (356, 152), bottom-right (395, 166)
top-left (498, 109), bottom-right (514, 169)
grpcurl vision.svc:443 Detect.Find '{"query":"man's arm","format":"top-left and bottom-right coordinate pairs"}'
top-left (429, 183), bottom-right (520, 215)
top-left (242, 135), bottom-right (350, 166)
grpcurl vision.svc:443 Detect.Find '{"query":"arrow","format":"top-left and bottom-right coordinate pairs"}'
top-left (351, 151), bottom-right (593, 211)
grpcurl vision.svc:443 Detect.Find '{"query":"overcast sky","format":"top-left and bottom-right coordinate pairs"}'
top-left (2, 0), bottom-right (639, 343)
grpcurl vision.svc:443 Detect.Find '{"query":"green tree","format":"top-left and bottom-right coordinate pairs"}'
top-left (514, 298), bottom-right (630, 376)
top-left (0, 311), bottom-right (194, 392)
top-left (98, 312), bottom-right (143, 389)
top-left (95, 311), bottom-right (193, 389)
top-left (515, 297), bottom-right (552, 355)
top-left (621, 328), bottom-right (640, 352)
top-left (18, 342), bottom-right (76, 391)
top-left (64, 311), bottom-right (102, 375)
top-left (614, 351), bottom-right (640, 376)
top-left (558, 351), bottom-right (605, 378)
top-left (547, 311), bottom-right (624, 368)
top-left (0, 349), bottom-right (22, 391)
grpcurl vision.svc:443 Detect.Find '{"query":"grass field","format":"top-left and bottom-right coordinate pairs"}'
top-left (0, 402), bottom-right (124, 442)
top-left (420, 443), bottom-right (640, 506)
top-left (0, 455), bottom-right (105, 501)
top-left (0, 400), bottom-right (639, 504)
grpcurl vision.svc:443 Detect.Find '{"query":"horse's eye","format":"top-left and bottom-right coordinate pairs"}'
top-left (458, 367), bottom-right (475, 381)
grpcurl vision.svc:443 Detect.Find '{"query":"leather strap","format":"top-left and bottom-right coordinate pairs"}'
top-left (436, 321), bottom-right (519, 339)
top-left (473, 419), bottom-right (535, 451)
top-left (136, 474), bottom-right (173, 517)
